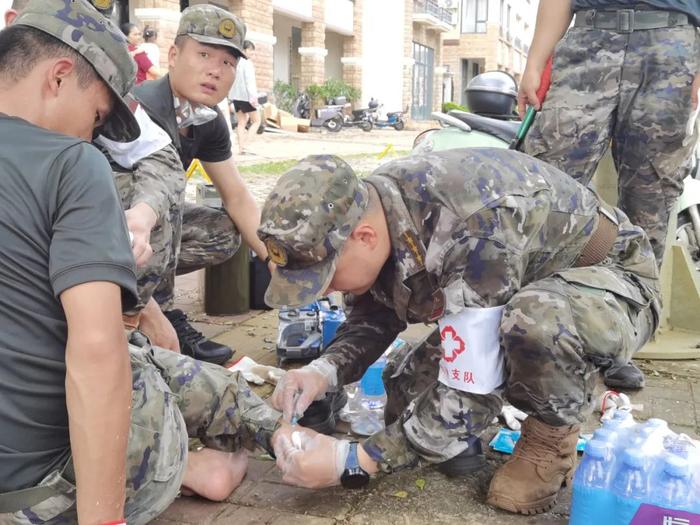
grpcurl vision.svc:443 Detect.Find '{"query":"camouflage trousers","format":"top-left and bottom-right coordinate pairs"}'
top-left (0, 342), bottom-right (280, 525)
top-left (115, 170), bottom-right (240, 312)
top-left (365, 267), bottom-right (658, 471)
top-left (524, 24), bottom-right (700, 264)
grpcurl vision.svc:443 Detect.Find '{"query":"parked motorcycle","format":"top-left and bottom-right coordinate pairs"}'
top-left (323, 96), bottom-right (374, 132)
top-left (368, 98), bottom-right (406, 131)
top-left (676, 149), bottom-right (700, 268)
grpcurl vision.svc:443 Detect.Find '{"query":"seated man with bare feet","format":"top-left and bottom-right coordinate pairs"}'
top-left (0, 2), bottom-right (282, 524)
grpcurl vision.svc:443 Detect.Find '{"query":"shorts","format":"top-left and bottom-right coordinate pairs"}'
top-left (232, 100), bottom-right (256, 114)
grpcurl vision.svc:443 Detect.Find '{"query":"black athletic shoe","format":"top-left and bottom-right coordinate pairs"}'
top-left (437, 435), bottom-right (486, 478)
top-left (603, 361), bottom-right (645, 390)
top-left (298, 391), bottom-right (348, 435)
top-left (164, 309), bottom-right (234, 365)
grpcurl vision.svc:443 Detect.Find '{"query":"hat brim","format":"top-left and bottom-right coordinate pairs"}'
top-left (99, 90), bottom-right (141, 143)
top-left (187, 34), bottom-right (247, 59)
top-left (265, 256), bottom-right (337, 309)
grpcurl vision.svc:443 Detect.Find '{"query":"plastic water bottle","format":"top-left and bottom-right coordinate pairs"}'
top-left (350, 354), bottom-right (388, 436)
top-left (612, 448), bottom-right (649, 525)
top-left (592, 427), bottom-right (618, 445)
top-left (570, 440), bottom-right (614, 525)
top-left (359, 355), bottom-right (387, 410)
top-left (651, 455), bottom-right (693, 511)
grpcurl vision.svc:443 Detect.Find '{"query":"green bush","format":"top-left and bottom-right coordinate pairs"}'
top-left (305, 79), bottom-right (361, 105)
top-left (272, 81), bottom-right (298, 113)
top-left (442, 101), bottom-right (468, 113)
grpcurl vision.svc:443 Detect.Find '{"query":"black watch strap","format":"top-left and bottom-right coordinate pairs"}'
top-left (340, 442), bottom-right (370, 489)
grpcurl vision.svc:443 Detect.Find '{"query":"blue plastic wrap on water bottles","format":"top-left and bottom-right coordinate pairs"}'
top-left (568, 414), bottom-right (700, 525)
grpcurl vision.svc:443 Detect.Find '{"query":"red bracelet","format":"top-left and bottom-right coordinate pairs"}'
top-left (100, 521), bottom-right (126, 525)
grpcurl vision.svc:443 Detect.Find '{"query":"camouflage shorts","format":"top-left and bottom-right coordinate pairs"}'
top-left (1, 342), bottom-right (280, 525)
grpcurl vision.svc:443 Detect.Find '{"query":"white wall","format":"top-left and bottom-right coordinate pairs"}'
top-left (324, 31), bottom-right (344, 81)
top-left (273, 13), bottom-right (295, 84)
top-left (361, 0), bottom-right (404, 111)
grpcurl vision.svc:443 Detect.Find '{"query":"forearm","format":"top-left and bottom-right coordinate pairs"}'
top-left (66, 331), bottom-right (131, 524)
top-left (222, 183), bottom-right (267, 260)
top-left (525, 0), bottom-right (574, 72)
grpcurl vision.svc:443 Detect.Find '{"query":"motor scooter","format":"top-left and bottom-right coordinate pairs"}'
top-left (368, 98), bottom-right (406, 131)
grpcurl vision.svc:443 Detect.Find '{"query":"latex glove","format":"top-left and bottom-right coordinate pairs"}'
top-left (139, 298), bottom-right (180, 353)
top-left (272, 425), bottom-right (348, 489)
top-left (124, 203), bottom-right (157, 267)
top-left (270, 361), bottom-right (336, 422)
top-left (498, 405), bottom-right (528, 431)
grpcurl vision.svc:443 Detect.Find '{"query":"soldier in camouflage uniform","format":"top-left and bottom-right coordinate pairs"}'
top-left (519, 0), bottom-right (699, 390)
top-left (261, 150), bottom-right (660, 514)
top-left (0, 2), bottom-right (282, 523)
top-left (99, 5), bottom-right (268, 364)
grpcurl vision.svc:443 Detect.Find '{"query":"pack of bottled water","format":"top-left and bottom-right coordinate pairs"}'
top-left (569, 412), bottom-right (700, 525)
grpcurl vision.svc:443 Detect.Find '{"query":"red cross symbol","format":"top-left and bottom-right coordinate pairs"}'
top-left (440, 325), bottom-right (466, 363)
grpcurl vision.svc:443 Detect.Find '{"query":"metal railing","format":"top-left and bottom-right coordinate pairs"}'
top-left (413, 0), bottom-right (453, 25)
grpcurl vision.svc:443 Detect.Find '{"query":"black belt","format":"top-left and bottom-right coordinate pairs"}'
top-left (574, 9), bottom-right (689, 32)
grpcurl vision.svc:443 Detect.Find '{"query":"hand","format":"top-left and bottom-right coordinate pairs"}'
top-left (124, 203), bottom-right (157, 267)
top-left (517, 66), bottom-right (544, 118)
top-left (692, 72), bottom-right (700, 111)
top-left (272, 425), bottom-right (348, 489)
top-left (249, 96), bottom-right (259, 108)
top-left (271, 365), bottom-right (330, 422)
top-left (138, 298), bottom-right (180, 353)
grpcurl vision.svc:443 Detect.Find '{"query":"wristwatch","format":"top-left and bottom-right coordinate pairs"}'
top-left (340, 441), bottom-right (370, 489)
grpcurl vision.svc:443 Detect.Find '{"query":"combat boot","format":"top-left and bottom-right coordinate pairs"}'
top-left (486, 417), bottom-right (579, 514)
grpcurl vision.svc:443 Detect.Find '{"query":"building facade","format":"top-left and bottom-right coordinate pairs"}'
top-left (442, 0), bottom-right (537, 108)
top-left (115, 0), bottom-right (458, 120)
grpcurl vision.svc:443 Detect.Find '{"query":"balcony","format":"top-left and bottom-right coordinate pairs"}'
top-left (325, 0), bottom-right (354, 35)
top-left (413, 0), bottom-right (454, 32)
top-left (272, 0), bottom-right (313, 22)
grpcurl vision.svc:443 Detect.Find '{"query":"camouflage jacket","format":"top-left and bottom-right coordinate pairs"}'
top-left (316, 148), bottom-right (660, 469)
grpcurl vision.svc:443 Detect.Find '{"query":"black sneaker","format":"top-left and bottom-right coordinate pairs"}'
top-left (163, 309), bottom-right (234, 365)
top-left (603, 361), bottom-right (645, 390)
top-left (437, 435), bottom-right (486, 478)
top-left (298, 391), bottom-right (348, 435)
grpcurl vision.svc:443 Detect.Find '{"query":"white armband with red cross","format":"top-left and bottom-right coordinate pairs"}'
top-left (437, 305), bottom-right (506, 395)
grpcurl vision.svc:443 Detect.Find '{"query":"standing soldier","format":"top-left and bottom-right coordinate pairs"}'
top-left (262, 149), bottom-right (660, 515)
top-left (519, 0), bottom-right (700, 389)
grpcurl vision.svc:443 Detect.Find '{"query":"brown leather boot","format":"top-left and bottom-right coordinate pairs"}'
top-left (487, 416), bottom-right (579, 514)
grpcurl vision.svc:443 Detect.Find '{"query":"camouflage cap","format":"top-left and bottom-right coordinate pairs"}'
top-left (177, 5), bottom-right (247, 59)
top-left (258, 155), bottom-right (369, 308)
top-left (14, 0), bottom-right (139, 142)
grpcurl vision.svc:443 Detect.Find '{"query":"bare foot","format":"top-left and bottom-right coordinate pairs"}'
top-left (181, 448), bottom-right (249, 501)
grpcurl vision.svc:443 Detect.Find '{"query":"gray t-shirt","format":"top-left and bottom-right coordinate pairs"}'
top-left (0, 115), bottom-right (138, 491)
top-left (572, 0), bottom-right (700, 26)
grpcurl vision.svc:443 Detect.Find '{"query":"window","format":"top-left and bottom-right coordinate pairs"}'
top-left (506, 4), bottom-right (511, 39)
top-left (461, 0), bottom-right (488, 33)
top-left (499, 0), bottom-right (504, 35)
